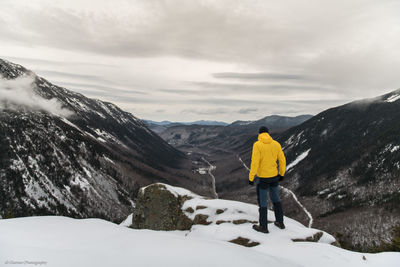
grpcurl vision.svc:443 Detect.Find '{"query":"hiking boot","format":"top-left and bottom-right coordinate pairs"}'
top-left (274, 221), bottom-right (285, 229)
top-left (258, 207), bottom-right (268, 228)
top-left (273, 202), bottom-right (284, 224)
top-left (253, 224), bottom-right (269, 234)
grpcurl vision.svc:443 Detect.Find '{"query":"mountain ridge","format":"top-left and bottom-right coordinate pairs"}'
top-left (0, 58), bottom-right (215, 222)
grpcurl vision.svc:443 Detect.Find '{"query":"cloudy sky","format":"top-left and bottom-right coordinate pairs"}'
top-left (1, 0), bottom-right (400, 123)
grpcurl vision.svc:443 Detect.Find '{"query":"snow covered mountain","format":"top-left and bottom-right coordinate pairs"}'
top-left (1, 183), bottom-right (399, 267)
top-left (0, 58), bottom-right (214, 222)
top-left (269, 90), bottom-right (400, 251)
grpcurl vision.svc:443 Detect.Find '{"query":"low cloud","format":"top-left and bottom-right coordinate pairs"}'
top-left (181, 108), bottom-right (228, 115)
top-left (56, 81), bottom-right (147, 95)
top-left (0, 75), bottom-right (73, 117)
top-left (238, 108), bottom-right (258, 114)
top-left (212, 72), bottom-right (305, 81)
top-left (189, 81), bottom-right (336, 94)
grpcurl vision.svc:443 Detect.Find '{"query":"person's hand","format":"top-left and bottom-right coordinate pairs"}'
top-left (249, 180), bottom-right (254, 186)
top-left (278, 175), bottom-right (284, 182)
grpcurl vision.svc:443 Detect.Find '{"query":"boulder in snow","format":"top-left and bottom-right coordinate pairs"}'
top-left (131, 183), bottom-right (194, 230)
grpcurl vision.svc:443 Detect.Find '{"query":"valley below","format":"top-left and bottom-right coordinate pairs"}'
top-left (153, 100), bottom-right (400, 252)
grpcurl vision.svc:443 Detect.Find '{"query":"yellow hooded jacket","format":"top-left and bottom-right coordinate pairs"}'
top-left (249, 132), bottom-right (286, 182)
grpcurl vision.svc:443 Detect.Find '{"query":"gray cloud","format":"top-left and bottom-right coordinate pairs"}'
top-left (56, 81), bottom-right (147, 95)
top-left (238, 108), bottom-right (258, 114)
top-left (212, 72), bottom-right (305, 81)
top-left (158, 88), bottom-right (205, 96)
top-left (0, 56), bottom-right (116, 68)
top-left (1, 0), bottom-right (399, 122)
top-left (3, 0), bottom-right (398, 69)
top-left (181, 108), bottom-right (229, 115)
top-left (188, 81), bottom-right (337, 94)
top-left (192, 97), bottom-right (347, 107)
top-left (37, 70), bottom-right (104, 81)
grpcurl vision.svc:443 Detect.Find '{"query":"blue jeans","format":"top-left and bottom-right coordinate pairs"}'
top-left (256, 177), bottom-right (280, 208)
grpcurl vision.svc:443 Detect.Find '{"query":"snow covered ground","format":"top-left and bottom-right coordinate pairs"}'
top-left (1, 184), bottom-right (400, 267)
top-left (1, 216), bottom-right (290, 267)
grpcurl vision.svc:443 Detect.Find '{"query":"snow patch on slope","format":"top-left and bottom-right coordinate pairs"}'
top-left (392, 146), bottom-right (400, 152)
top-left (287, 149), bottom-right (311, 171)
top-left (382, 144), bottom-right (400, 154)
top-left (280, 187), bottom-right (314, 228)
top-left (386, 94), bottom-right (400, 103)
top-left (140, 183), bottom-right (200, 199)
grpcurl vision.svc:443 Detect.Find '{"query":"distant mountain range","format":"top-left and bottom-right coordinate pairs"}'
top-left (143, 120), bottom-right (228, 133)
top-left (0, 58), bottom-right (215, 222)
top-left (229, 114), bottom-right (313, 128)
top-left (158, 115), bottom-right (312, 149)
top-left (144, 119), bottom-right (229, 126)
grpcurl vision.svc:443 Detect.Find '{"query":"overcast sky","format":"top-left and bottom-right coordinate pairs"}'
top-left (1, 0), bottom-right (400, 123)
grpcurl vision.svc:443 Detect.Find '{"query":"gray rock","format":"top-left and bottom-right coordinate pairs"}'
top-left (131, 184), bottom-right (193, 230)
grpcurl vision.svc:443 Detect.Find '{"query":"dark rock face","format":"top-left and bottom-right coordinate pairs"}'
top-left (131, 184), bottom-right (193, 230)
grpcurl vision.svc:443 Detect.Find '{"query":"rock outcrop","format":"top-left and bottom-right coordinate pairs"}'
top-left (130, 183), bottom-right (338, 249)
top-left (131, 184), bottom-right (193, 230)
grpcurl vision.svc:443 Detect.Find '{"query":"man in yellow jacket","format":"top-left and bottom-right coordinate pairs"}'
top-left (249, 126), bottom-right (286, 233)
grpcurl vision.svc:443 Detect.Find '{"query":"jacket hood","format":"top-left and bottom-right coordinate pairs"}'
top-left (258, 132), bottom-right (273, 144)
